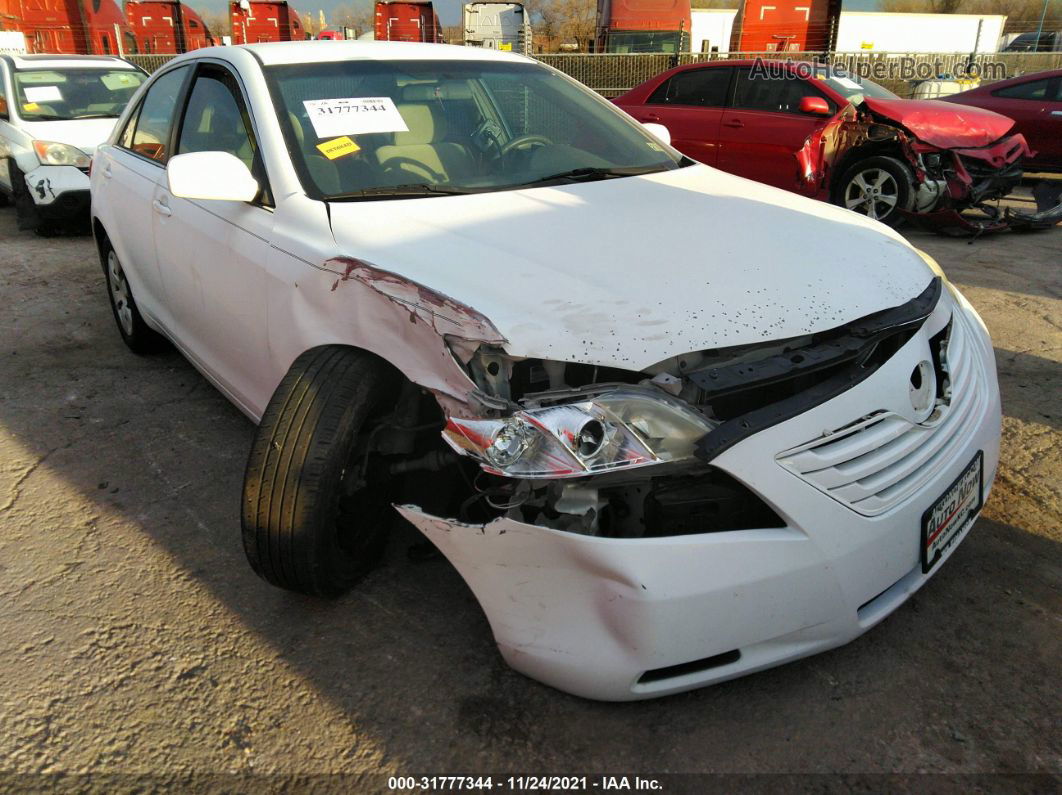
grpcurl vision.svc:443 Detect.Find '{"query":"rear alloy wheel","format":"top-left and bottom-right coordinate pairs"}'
top-left (100, 239), bottom-right (169, 354)
top-left (241, 346), bottom-right (399, 598)
top-left (838, 156), bottom-right (913, 227)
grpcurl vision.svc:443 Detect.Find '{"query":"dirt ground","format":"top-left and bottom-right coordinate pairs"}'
top-left (0, 193), bottom-right (1059, 792)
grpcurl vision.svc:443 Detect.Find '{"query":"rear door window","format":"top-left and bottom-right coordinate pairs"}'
top-left (648, 68), bottom-right (732, 107)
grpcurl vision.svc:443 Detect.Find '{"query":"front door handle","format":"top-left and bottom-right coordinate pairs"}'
top-left (723, 119), bottom-right (744, 129)
top-left (642, 113), bottom-right (661, 122)
top-left (102, 165), bottom-right (112, 179)
top-left (1051, 110), bottom-right (1062, 116)
top-left (152, 198), bottom-right (172, 217)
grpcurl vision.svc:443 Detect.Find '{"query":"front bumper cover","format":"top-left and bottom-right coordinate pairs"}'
top-left (24, 164), bottom-right (91, 215)
top-left (396, 289), bottom-right (1002, 701)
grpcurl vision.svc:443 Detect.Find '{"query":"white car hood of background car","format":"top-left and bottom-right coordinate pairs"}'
top-left (327, 164), bottom-right (935, 371)
top-left (16, 118), bottom-right (118, 156)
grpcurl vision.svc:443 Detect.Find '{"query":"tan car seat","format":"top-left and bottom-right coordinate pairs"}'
top-left (375, 86), bottom-right (476, 184)
top-left (287, 111), bottom-right (341, 195)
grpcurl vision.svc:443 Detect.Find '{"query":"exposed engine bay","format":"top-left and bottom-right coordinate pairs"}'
top-left (357, 278), bottom-right (944, 540)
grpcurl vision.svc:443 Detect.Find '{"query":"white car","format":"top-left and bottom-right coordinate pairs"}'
top-left (0, 54), bottom-right (145, 232)
top-left (90, 41), bottom-right (1001, 701)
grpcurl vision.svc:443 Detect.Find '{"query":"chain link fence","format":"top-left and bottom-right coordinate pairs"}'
top-left (126, 50), bottom-right (1062, 99)
top-left (536, 51), bottom-right (1062, 98)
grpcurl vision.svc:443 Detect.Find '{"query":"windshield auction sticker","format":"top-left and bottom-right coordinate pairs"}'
top-left (316, 136), bottom-right (361, 160)
top-left (24, 85), bottom-right (63, 103)
top-left (303, 97), bottom-right (409, 138)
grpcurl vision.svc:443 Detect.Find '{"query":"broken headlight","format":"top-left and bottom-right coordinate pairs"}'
top-left (442, 389), bottom-right (716, 478)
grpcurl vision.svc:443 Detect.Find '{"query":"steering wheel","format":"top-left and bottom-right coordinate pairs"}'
top-left (500, 134), bottom-right (553, 157)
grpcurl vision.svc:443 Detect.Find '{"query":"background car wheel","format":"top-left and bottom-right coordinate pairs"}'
top-left (242, 346), bottom-right (400, 598)
top-left (836, 156), bottom-right (913, 227)
top-left (99, 238), bottom-right (169, 355)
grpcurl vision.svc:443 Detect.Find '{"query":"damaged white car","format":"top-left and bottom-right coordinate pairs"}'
top-left (90, 41), bottom-right (1001, 701)
top-left (0, 54), bottom-right (146, 233)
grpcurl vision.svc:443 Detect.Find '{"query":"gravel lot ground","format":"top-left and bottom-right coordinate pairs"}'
top-left (0, 195), bottom-right (1059, 791)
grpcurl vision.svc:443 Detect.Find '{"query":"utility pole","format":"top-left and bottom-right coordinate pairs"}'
top-left (1033, 0), bottom-right (1048, 48)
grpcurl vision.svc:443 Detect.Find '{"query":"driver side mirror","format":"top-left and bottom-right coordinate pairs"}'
top-left (642, 122), bottom-right (671, 146)
top-left (800, 96), bottom-right (832, 116)
top-left (167, 151), bottom-right (259, 202)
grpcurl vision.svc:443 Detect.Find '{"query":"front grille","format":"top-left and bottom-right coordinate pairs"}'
top-left (776, 310), bottom-right (984, 516)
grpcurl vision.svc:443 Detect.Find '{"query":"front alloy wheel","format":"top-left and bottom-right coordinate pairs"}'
top-left (838, 155), bottom-right (914, 227)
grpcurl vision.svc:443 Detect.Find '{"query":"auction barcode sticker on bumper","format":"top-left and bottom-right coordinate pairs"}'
top-left (303, 97), bottom-right (409, 138)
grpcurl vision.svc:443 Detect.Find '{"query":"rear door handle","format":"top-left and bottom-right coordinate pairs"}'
top-left (152, 198), bottom-right (172, 217)
top-left (723, 119), bottom-right (744, 128)
top-left (102, 165), bottom-right (112, 179)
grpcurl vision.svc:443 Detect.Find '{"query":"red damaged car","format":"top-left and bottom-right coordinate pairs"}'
top-left (614, 60), bottom-right (1031, 231)
top-left (939, 68), bottom-right (1062, 174)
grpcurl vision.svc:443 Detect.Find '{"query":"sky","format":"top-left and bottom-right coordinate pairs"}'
top-left (194, 0), bottom-right (883, 31)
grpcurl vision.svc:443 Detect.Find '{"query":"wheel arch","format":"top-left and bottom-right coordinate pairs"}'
top-left (828, 142), bottom-right (914, 202)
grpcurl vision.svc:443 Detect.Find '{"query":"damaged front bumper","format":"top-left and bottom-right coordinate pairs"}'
top-left (396, 289), bottom-right (1001, 700)
top-left (901, 135), bottom-right (1031, 234)
top-left (799, 102), bottom-right (1044, 234)
top-left (24, 164), bottom-right (91, 219)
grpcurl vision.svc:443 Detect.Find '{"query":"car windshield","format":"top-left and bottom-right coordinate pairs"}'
top-left (814, 69), bottom-right (898, 102)
top-left (13, 68), bottom-right (146, 121)
top-left (265, 59), bottom-right (685, 200)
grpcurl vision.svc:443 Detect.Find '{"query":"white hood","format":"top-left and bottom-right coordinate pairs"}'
top-left (17, 118), bottom-right (119, 156)
top-left (327, 165), bottom-right (935, 370)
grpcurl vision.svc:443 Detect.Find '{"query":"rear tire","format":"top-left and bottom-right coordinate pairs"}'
top-left (99, 236), bottom-right (169, 355)
top-left (835, 155), bottom-right (914, 227)
top-left (242, 346), bottom-right (400, 598)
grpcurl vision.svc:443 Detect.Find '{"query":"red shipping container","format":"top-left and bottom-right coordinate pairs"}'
top-left (126, 0), bottom-right (213, 53)
top-left (230, 0), bottom-right (305, 45)
top-left (374, 0), bottom-right (441, 43)
top-left (730, 0), bottom-right (841, 52)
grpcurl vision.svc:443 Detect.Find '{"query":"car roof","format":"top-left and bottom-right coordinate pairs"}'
top-left (234, 40), bottom-right (535, 67)
top-left (4, 54), bottom-right (137, 71)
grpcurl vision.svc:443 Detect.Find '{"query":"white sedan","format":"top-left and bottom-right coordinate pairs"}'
top-left (90, 41), bottom-right (1001, 701)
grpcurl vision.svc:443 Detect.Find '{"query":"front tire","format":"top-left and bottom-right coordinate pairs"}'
top-left (242, 346), bottom-right (399, 598)
top-left (836, 155), bottom-right (914, 227)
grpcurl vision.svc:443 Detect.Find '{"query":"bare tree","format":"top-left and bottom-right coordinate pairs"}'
top-left (332, 1), bottom-right (375, 37)
top-left (194, 7), bottom-right (231, 39)
top-left (555, 0), bottom-right (595, 50)
top-left (525, 0), bottom-right (596, 51)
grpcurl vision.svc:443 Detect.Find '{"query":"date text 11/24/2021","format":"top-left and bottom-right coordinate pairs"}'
top-left (387, 776), bottom-right (664, 791)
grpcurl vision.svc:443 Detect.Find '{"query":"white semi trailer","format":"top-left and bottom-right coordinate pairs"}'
top-left (688, 8), bottom-right (1007, 53)
top-left (835, 12), bottom-right (1006, 53)
top-left (463, 2), bottom-right (531, 54)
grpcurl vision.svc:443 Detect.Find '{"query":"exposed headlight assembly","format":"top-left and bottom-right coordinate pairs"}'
top-left (443, 389), bottom-right (716, 478)
top-left (33, 140), bottom-right (91, 169)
